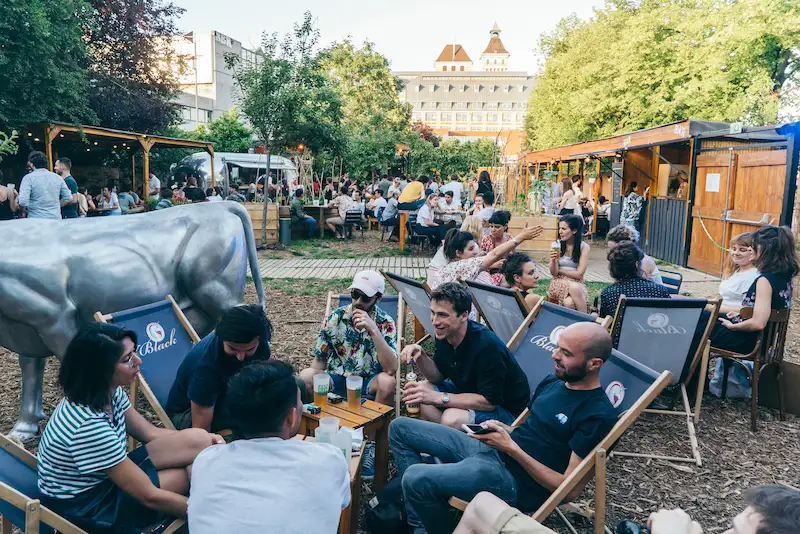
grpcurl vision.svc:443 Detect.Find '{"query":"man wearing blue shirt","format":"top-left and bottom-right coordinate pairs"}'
top-left (19, 151), bottom-right (73, 220)
top-left (166, 305), bottom-right (289, 431)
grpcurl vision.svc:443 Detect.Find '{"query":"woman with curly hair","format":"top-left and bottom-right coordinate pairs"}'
top-left (599, 241), bottom-right (671, 318)
top-left (480, 210), bottom-right (513, 285)
top-left (607, 224), bottom-right (662, 285)
top-left (547, 214), bottom-right (590, 312)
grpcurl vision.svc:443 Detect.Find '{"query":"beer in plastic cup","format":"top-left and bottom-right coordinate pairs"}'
top-left (405, 371), bottom-right (420, 417)
top-left (346, 376), bottom-right (363, 409)
top-left (551, 240), bottom-right (561, 251)
top-left (313, 374), bottom-right (330, 407)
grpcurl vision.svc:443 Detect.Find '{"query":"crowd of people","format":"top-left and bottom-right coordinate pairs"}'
top-left (30, 256), bottom-right (800, 534)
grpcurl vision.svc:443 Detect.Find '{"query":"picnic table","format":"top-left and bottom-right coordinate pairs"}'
top-left (301, 399), bottom-right (394, 491)
top-left (292, 434), bottom-right (366, 534)
top-left (304, 204), bottom-right (340, 238)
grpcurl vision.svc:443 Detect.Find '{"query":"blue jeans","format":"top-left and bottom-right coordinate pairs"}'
top-left (398, 199), bottom-right (425, 211)
top-left (389, 417), bottom-right (518, 534)
top-left (299, 216), bottom-right (317, 237)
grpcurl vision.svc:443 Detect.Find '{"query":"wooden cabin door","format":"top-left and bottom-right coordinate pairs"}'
top-left (688, 152), bottom-right (735, 275)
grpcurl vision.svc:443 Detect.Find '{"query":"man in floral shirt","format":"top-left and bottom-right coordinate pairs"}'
top-left (300, 270), bottom-right (398, 406)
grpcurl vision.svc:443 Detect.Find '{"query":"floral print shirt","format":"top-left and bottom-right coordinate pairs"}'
top-left (313, 305), bottom-right (397, 377)
top-left (479, 233), bottom-right (512, 286)
top-left (740, 272), bottom-right (793, 312)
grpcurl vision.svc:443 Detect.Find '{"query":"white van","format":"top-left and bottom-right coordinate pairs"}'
top-left (172, 152), bottom-right (298, 197)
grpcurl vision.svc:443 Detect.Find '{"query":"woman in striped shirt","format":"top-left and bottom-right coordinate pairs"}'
top-left (37, 323), bottom-right (224, 533)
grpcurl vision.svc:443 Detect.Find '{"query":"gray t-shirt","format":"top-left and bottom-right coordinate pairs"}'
top-left (19, 169), bottom-right (73, 219)
top-left (382, 197), bottom-right (399, 221)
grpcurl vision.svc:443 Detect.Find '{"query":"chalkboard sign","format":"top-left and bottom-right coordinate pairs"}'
top-left (383, 272), bottom-right (435, 338)
top-left (465, 280), bottom-right (529, 345)
top-left (613, 297), bottom-right (707, 386)
top-left (510, 302), bottom-right (661, 413)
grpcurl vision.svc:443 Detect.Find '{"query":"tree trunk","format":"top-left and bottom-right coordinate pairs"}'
top-left (261, 145), bottom-right (271, 247)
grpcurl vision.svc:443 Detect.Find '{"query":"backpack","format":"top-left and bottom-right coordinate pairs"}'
top-left (365, 476), bottom-right (411, 534)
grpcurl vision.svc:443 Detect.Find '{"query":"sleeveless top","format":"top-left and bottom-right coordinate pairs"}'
top-left (563, 192), bottom-right (578, 211)
top-left (741, 272), bottom-right (793, 311)
top-left (558, 242), bottom-right (588, 272)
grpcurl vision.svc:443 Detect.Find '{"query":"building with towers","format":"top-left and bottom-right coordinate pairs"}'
top-left (394, 23), bottom-right (531, 156)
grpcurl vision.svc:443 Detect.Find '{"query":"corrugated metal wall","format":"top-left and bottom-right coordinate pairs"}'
top-left (645, 197), bottom-right (686, 266)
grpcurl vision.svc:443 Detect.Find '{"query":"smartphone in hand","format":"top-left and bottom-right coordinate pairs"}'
top-left (462, 424), bottom-right (494, 435)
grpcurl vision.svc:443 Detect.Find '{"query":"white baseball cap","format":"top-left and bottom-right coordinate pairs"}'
top-left (349, 270), bottom-right (385, 297)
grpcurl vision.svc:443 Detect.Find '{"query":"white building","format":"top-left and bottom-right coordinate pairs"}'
top-left (171, 31), bottom-right (262, 130)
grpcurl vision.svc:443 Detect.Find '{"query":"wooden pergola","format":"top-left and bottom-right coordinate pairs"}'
top-left (28, 122), bottom-right (215, 195)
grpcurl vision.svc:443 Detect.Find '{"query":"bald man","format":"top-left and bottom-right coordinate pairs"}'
top-left (389, 322), bottom-right (618, 534)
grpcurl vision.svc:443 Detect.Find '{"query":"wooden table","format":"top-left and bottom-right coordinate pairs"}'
top-left (301, 399), bottom-right (394, 491)
top-left (304, 204), bottom-right (339, 238)
top-left (292, 434), bottom-right (366, 534)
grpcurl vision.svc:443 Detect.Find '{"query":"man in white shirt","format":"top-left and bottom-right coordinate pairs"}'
top-left (440, 175), bottom-right (463, 207)
top-left (148, 172), bottom-right (161, 200)
top-left (476, 193), bottom-right (496, 221)
top-left (368, 189), bottom-right (388, 219)
top-left (437, 190), bottom-right (461, 213)
top-left (188, 361), bottom-right (350, 534)
top-left (18, 151), bottom-right (73, 220)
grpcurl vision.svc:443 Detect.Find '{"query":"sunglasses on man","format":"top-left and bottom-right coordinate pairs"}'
top-left (351, 290), bottom-right (374, 303)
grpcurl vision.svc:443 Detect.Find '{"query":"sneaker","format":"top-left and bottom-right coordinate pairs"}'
top-left (362, 442), bottom-right (375, 480)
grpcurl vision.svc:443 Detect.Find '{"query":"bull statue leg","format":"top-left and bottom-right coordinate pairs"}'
top-left (10, 355), bottom-right (47, 442)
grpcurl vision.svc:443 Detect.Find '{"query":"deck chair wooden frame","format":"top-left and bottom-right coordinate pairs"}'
top-left (463, 279), bottom-right (530, 346)
top-left (324, 292), bottom-right (406, 417)
top-left (94, 295), bottom-right (201, 432)
top-left (710, 307), bottom-right (790, 432)
top-left (0, 434), bottom-right (185, 534)
top-left (381, 270), bottom-right (436, 342)
top-left (449, 371), bottom-right (673, 534)
top-left (608, 296), bottom-right (720, 466)
top-left (508, 299), bottom-right (613, 354)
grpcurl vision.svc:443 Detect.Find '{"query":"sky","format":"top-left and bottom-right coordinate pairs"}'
top-left (171, 0), bottom-right (603, 73)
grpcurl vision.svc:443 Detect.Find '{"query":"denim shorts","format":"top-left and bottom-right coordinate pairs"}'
top-left (433, 380), bottom-right (517, 425)
top-left (328, 372), bottom-right (379, 399)
top-left (41, 445), bottom-right (162, 534)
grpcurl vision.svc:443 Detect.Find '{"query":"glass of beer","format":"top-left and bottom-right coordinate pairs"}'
top-left (313, 374), bottom-right (330, 407)
top-left (346, 376), bottom-right (363, 409)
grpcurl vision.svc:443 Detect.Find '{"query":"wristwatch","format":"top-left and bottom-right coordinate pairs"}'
top-left (441, 392), bottom-right (450, 406)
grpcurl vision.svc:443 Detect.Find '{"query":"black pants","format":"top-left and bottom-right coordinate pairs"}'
top-left (415, 223), bottom-right (445, 246)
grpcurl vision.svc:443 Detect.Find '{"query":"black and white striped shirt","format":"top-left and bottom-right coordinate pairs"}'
top-left (37, 387), bottom-right (131, 499)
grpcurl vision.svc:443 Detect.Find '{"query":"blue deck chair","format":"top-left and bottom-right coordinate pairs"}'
top-left (94, 295), bottom-right (201, 430)
top-left (659, 269), bottom-right (683, 295)
top-left (325, 292), bottom-right (406, 412)
top-left (0, 434), bottom-right (185, 534)
top-left (609, 296), bottom-right (721, 466)
top-left (450, 301), bottom-right (670, 532)
top-left (381, 271), bottom-right (435, 341)
top-left (463, 279), bottom-right (530, 346)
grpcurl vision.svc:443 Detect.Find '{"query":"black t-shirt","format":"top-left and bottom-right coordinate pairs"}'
top-left (184, 186), bottom-right (206, 202)
top-left (501, 375), bottom-right (617, 511)
top-left (165, 331), bottom-right (270, 414)
top-left (433, 321), bottom-right (530, 415)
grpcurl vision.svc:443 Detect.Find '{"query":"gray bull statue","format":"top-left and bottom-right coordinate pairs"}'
top-left (0, 201), bottom-right (266, 441)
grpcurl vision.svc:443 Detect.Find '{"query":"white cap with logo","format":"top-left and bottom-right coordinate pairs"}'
top-left (349, 270), bottom-right (385, 297)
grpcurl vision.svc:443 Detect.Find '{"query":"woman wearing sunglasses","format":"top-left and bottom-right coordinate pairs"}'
top-left (37, 323), bottom-right (222, 533)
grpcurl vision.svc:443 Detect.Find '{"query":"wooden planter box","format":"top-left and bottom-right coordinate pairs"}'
top-left (507, 215), bottom-right (560, 255)
top-left (244, 202), bottom-right (279, 244)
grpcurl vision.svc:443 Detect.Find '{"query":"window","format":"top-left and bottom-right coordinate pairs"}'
top-left (486, 102), bottom-right (498, 109)
top-left (473, 125), bottom-right (485, 131)
top-left (474, 85), bottom-right (481, 93)
top-left (518, 85), bottom-right (525, 92)
top-left (459, 66), bottom-right (464, 71)
top-left (445, 84), bottom-right (452, 92)
top-left (489, 85), bottom-right (496, 92)
top-left (442, 66), bottom-right (447, 71)
top-left (440, 112), bottom-right (452, 122)
top-left (471, 112), bottom-right (483, 121)
top-left (502, 102), bottom-right (513, 109)
top-left (503, 85), bottom-right (511, 92)
top-left (472, 102), bottom-right (482, 109)
top-left (456, 102), bottom-right (468, 109)
top-left (487, 113), bottom-right (498, 122)
top-left (429, 85), bottom-right (437, 92)
top-left (412, 112), bottom-right (422, 120)
top-left (416, 84), bottom-right (423, 92)
top-left (459, 84), bottom-right (468, 92)
top-left (451, 66), bottom-right (456, 71)
top-left (519, 102), bottom-right (528, 110)
top-left (455, 125), bottom-right (468, 131)
top-left (501, 112), bottom-right (511, 122)
top-left (425, 112), bottom-right (437, 121)
top-left (516, 113), bottom-right (524, 123)
top-left (456, 112), bottom-right (468, 122)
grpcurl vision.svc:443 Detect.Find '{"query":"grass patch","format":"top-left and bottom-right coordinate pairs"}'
top-left (277, 237), bottom-right (411, 260)
top-left (527, 280), bottom-right (608, 307)
top-left (262, 278), bottom-right (401, 297)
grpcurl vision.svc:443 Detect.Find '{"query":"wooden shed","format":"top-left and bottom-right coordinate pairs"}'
top-left (525, 120), bottom-right (800, 276)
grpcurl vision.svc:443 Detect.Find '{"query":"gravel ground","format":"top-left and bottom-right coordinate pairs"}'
top-left (1, 281), bottom-right (798, 533)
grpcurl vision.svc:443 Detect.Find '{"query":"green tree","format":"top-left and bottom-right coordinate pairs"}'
top-left (86, 0), bottom-right (185, 133)
top-left (192, 109), bottom-right (254, 153)
top-left (526, 0), bottom-right (800, 149)
top-left (226, 11), bottom-right (342, 242)
top-left (0, 0), bottom-right (96, 130)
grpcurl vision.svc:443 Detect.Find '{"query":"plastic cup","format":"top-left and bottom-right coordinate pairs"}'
top-left (346, 376), bottom-right (363, 409)
top-left (551, 240), bottom-right (561, 251)
top-left (331, 430), bottom-right (352, 460)
top-left (313, 374), bottom-right (330, 407)
top-left (319, 416), bottom-right (339, 430)
top-left (315, 425), bottom-right (336, 444)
